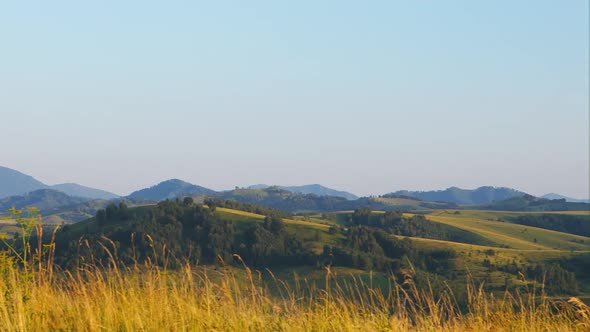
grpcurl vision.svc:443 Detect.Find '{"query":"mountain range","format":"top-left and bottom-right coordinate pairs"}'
top-left (1, 166), bottom-right (588, 218)
top-left (0, 166), bottom-right (119, 200)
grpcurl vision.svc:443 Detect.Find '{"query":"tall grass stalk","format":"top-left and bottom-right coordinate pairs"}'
top-left (0, 209), bottom-right (588, 331)
top-left (1, 255), bottom-right (589, 331)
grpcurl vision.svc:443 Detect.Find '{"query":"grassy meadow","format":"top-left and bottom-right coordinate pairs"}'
top-left (1, 206), bottom-right (590, 330)
top-left (1, 252), bottom-right (590, 331)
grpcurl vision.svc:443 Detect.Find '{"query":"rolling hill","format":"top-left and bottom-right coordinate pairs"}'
top-left (248, 184), bottom-right (358, 200)
top-left (219, 187), bottom-right (414, 213)
top-left (0, 188), bottom-right (149, 224)
top-left (48, 201), bottom-right (590, 297)
top-left (479, 194), bottom-right (590, 211)
top-left (51, 183), bottom-right (119, 200)
top-left (542, 193), bottom-right (590, 203)
top-left (220, 188), bottom-right (583, 213)
top-left (419, 210), bottom-right (590, 251)
top-left (0, 189), bottom-right (89, 214)
top-left (387, 186), bottom-right (527, 204)
top-left (128, 179), bottom-right (216, 200)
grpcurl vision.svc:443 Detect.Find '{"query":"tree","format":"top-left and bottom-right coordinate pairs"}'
top-left (96, 209), bottom-right (106, 226)
top-left (105, 203), bottom-right (118, 219)
top-left (204, 197), bottom-right (217, 212)
top-left (267, 217), bottom-right (285, 235)
top-left (183, 197), bottom-right (194, 206)
top-left (118, 202), bottom-right (129, 219)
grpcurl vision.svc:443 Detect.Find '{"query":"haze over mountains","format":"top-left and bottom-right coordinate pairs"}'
top-left (1, 165), bottom-right (588, 215)
top-left (128, 179), bottom-right (216, 200)
top-left (541, 193), bottom-right (590, 204)
top-left (0, 166), bottom-right (48, 199)
top-left (387, 186), bottom-right (528, 205)
top-left (247, 184), bottom-right (358, 200)
top-left (0, 166), bottom-right (120, 200)
top-left (0, 189), bottom-right (89, 213)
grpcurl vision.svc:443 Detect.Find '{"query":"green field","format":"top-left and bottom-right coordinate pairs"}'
top-left (418, 210), bottom-right (589, 251)
top-left (214, 207), bottom-right (341, 253)
top-left (6, 204), bottom-right (589, 298)
top-left (325, 208), bottom-right (590, 294)
top-left (211, 207), bottom-right (590, 292)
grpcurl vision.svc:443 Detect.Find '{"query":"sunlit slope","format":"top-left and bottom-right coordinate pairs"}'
top-left (418, 211), bottom-right (590, 251)
top-left (214, 207), bottom-right (329, 230)
top-left (446, 209), bottom-right (590, 219)
top-left (213, 207), bottom-right (341, 253)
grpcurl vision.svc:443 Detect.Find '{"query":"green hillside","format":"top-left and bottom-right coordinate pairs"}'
top-left (421, 210), bottom-right (590, 251)
top-left (327, 208), bottom-right (589, 294)
top-left (5, 200), bottom-right (586, 299)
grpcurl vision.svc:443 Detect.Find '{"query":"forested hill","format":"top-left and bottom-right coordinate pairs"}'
top-left (51, 200), bottom-right (459, 281)
top-left (248, 184), bottom-right (358, 200)
top-left (387, 186), bottom-right (526, 204)
top-left (50, 183), bottom-right (119, 200)
top-left (218, 187), bottom-right (408, 212)
top-left (0, 189), bottom-right (89, 214)
top-left (479, 194), bottom-right (590, 211)
top-left (128, 179), bottom-right (216, 200)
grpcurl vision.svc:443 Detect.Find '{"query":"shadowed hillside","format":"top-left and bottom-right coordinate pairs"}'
top-left (128, 179), bottom-right (216, 200)
top-left (388, 186), bottom-right (526, 205)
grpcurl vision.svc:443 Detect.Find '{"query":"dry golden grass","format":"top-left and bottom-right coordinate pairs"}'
top-left (0, 255), bottom-right (589, 332)
top-left (1, 208), bottom-right (589, 331)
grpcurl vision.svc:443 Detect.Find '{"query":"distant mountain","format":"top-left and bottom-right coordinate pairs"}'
top-left (0, 188), bottom-right (153, 223)
top-left (387, 186), bottom-right (526, 205)
top-left (51, 183), bottom-right (119, 200)
top-left (247, 184), bottom-right (271, 190)
top-left (479, 194), bottom-right (590, 211)
top-left (0, 189), bottom-right (89, 214)
top-left (541, 193), bottom-right (589, 203)
top-left (0, 166), bottom-right (47, 198)
top-left (247, 184), bottom-right (358, 200)
top-left (128, 179), bottom-right (216, 200)
top-left (220, 187), bottom-right (417, 213)
top-left (0, 165), bottom-right (120, 201)
top-left (222, 187), bottom-right (351, 213)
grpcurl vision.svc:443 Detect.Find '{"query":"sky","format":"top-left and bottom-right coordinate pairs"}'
top-left (0, 1), bottom-right (588, 198)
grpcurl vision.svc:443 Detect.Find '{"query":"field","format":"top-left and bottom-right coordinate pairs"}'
top-left (207, 208), bottom-right (590, 297)
top-left (214, 207), bottom-right (341, 253)
top-left (418, 210), bottom-right (590, 251)
top-left (327, 209), bottom-right (590, 295)
top-left (2, 205), bottom-right (590, 330)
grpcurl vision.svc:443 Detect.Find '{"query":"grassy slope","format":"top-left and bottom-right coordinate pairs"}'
top-left (326, 209), bottom-right (590, 293)
top-left (420, 210), bottom-right (590, 251)
top-left (373, 197), bottom-right (449, 209)
top-left (35, 205), bottom-right (590, 295)
top-left (219, 207), bottom-right (590, 293)
top-left (214, 207), bottom-right (341, 254)
top-left (391, 210), bottom-right (590, 293)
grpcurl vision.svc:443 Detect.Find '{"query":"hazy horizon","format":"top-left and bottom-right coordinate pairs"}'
top-left (1, 163), bottom-right (588, 200)
top-left (1, 1), bottom-right (588, 199)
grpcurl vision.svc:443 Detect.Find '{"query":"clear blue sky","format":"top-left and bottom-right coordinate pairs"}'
top-left (1, 1), bottom-right (588, 198)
